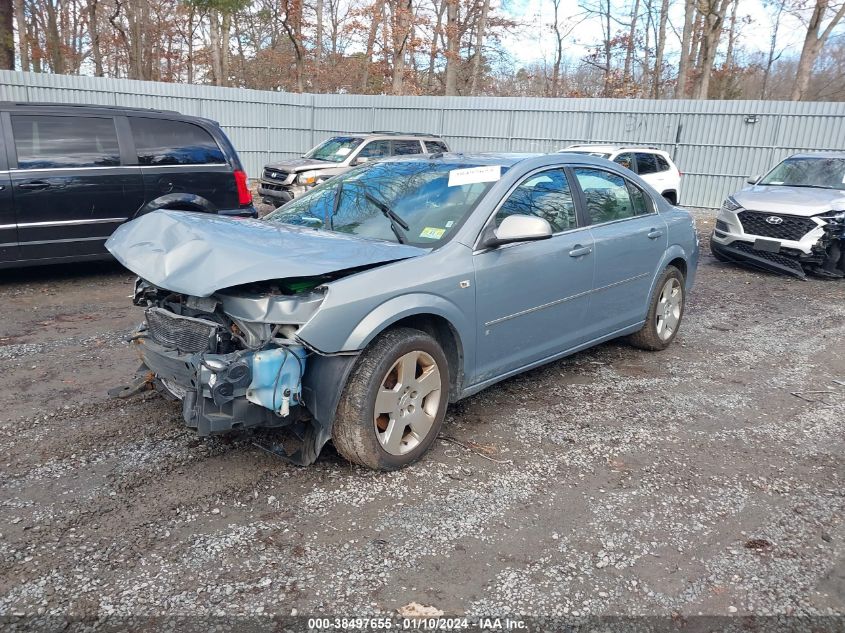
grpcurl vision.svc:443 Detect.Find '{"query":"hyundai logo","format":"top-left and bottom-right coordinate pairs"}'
top-left (766, 216), bottom-right (783, 225)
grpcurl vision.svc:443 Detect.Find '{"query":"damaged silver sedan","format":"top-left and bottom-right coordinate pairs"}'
top-left (107, 153), bottom-right (699, 470)
top-left (710, 153), bottom-right (845, 279)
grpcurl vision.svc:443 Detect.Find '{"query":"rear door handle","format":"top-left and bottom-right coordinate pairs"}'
top-left (19, 180), bottom-right (50, 191)
top-left (569, 245), bottom-right (592, 257)
top-left (647, 228), bottom-right (664, 239)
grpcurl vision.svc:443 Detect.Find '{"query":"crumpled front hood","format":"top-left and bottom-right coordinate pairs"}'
top-left (265, 157), bottom-right (336, 173)
top-left (734, 186), bottom-right (845, 216)
top-left (105, 210), bottom-right (426, 297)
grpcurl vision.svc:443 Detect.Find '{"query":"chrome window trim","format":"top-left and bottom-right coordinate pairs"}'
top-left (15, 218), bottom-right (126, 228)
top-left (8, 163), bottom-right (228, 173)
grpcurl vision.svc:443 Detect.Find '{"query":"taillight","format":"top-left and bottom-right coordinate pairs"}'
top-left (234, 170), bottom-right (252, 206)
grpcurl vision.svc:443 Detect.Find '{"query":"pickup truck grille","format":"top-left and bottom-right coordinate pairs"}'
top-left (737, 211), bottom-right (817, 241)
top-left (145, 308), bottom-right (218, 353)
top-left (263, 168), bottom-right (289, 181)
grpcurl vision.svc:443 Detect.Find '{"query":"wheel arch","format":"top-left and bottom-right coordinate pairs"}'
top-left (662, 190), bottom-right (678, 205)
top-left (134, 193), bottom-right (219, 218)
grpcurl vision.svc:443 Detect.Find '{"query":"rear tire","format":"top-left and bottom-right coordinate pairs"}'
top-left (628, 266), bottom-right (685, 351)
top-left (332, 327), bottom-right (449, 470)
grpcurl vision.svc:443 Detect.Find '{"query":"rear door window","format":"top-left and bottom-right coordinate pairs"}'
top-left (635, 152), bottom-right (659, 175)
top-left (11, 115), bottom-right (120, 169)
top-left (394, 140), bottom-right (423, 155)
top-left (574, 168), bottom-right (650, 223)
top-left (613, 152), bottom-right (635, 172)
top-left (129, 117), bottom-right (226, 165)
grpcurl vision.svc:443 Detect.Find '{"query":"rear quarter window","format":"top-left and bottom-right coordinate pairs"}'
top-left (425, 140), bottom-right (449, 153)
top-left (11, 115), bottom-right (120, 169)
top-left (655, 155), bottom-right (671, 171)
top-left (130, 117), bottom-right (226, 166)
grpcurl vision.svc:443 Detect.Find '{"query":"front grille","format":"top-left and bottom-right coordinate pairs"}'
top-left (145, 308), bottom-right (218, 353)
top-left (263, 168), bottom-right (289, 181)
top-left (737, 211), bottom-right (817, 241)
top-left (729, 241), bottom-right (805, 274)
top-left (261, 182), bottom-right (285, 192)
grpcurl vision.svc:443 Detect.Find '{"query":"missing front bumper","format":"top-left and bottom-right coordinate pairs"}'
top-left (135, 336), bottom-right (308, 435)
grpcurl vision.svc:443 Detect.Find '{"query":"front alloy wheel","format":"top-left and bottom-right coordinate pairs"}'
top-left (373, 351), bottom-right (442, 455)
top-left (333, 327), bottom-right (449, 470)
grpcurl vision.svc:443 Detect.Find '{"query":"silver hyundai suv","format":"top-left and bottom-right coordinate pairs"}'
top-left (258, 132), bottom-right (449, 207)
top-left (710, 153), bottom-right (845, 278)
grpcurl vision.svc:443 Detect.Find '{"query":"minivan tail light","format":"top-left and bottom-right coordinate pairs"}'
top-left (234, 170), bottom-right (252, 206)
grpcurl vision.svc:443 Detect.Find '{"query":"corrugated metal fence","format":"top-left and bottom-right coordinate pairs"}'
top-left (1, 70), bottom-right (845, 208)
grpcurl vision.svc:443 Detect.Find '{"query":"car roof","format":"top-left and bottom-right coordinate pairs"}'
top-left (384, 152), bottom-right (622, 170)
top-left (564, 144), bottom-right (668, 155)
top-left (0, 101), bottom-right (219, 126)
top-left (336, 131), bottom-right (443, 141)
top-left (787, 152), bottom-right (845, 159)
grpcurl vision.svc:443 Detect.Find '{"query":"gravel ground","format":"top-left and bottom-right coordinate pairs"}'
top-left (0, 210), bottom-right (843, 629)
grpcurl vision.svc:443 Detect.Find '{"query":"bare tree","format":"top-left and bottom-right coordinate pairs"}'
top-left (791, 0), bottom-right (845, 100)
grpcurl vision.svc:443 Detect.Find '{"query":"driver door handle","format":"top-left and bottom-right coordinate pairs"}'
top-left (19, 180), bottom-right (50, 191)
top-left (569, 245), bottom-right (592, 257)
top-left (647, 228), bottom-right (664, 239)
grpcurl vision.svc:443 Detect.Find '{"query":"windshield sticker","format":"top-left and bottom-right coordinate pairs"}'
top-left (420, 227), bottom-right (446, 240)
top-left (448, 165), bottom-right (501, 187)
top-left (445, 220), bottom-right (455, 228)
top-left (335, 147), bottom-right (352, 156)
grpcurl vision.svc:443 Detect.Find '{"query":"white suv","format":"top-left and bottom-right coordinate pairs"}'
top-left (559, 145), bottom-right (682, 205)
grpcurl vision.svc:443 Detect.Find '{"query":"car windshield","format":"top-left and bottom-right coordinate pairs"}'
top-left (304, 136), bottom-right (364, 163)
top-left (759, 156), bottom-right (845, 190)
top-left (264, 160), bottom-right (505, 246)
top-left (565, 150), bottom-right (612, 158)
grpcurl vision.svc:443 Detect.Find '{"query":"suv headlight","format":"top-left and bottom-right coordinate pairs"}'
top-left (720, 196), bottom-right (742, 213)
top-left (297, 171), bottom-right (318, 186)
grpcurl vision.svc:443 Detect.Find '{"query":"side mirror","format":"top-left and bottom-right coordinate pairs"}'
top-left (353, 156), bottom-right (370, 166)
top-left (480, 215), bottom-right (553, 249)
top-left (747, 175), bottom-right (760, 185)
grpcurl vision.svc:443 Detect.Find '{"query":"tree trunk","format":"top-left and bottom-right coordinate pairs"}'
top-left (13, 0), bottom-right (27, 70)
top-left (469, 0), bottom-right (489, 95)
top-left (760, 0), bottom-right (784, 99)
top-left (209, 9), bottom-right (223, 85)
top-left (360, 0), bottom-right (384, 91)
top-left (0, 0), bottom-right (13, 70)
top-left (444, 0), bottom-right (458, 95)
top-left (675, 0), bottom-right (695, 97)
top-left (391, 0), bottom-right (412, 94)
top-left (652, 0), bottom-right (669, 97)
top-left (44, 0), bottom-right (64, 73)
top-left (426, 0), bottom-right (445, 91)
top-left (221, 10), bottom-right (231, 86)
top-left (89, 0), bottom-right (103, 76)
top-left (791, 0), bottom-right (845, 100)
top-left (315, 0), bottom-right (323, 60)
top-left (623, 0), bottom-right (640, 86)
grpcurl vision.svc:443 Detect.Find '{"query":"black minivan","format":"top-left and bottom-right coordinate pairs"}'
top-left (0, 102), bottom-right (256, 268)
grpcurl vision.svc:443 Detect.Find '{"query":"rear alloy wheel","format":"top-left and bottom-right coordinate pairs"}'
top-left (333, 327), bottom-right (449, 470)
top-left (628, 265), bottom-right (685, 351)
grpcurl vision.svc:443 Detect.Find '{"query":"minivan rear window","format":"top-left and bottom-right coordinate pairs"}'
top-left (11, 115), bottom-right (120, 169)
top-left (130, 117), bottom-right (226, 166)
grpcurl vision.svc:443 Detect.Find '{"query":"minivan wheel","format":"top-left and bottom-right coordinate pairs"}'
top-left (333, 327), bottom-right (449, 470)
top-left (628, 266), bottom-right (685, 351)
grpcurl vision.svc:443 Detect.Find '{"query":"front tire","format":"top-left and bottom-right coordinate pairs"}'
top-left (333, 327), bottom-right (449, 470)
top-left (628, 266), bottom-right (685, 351)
